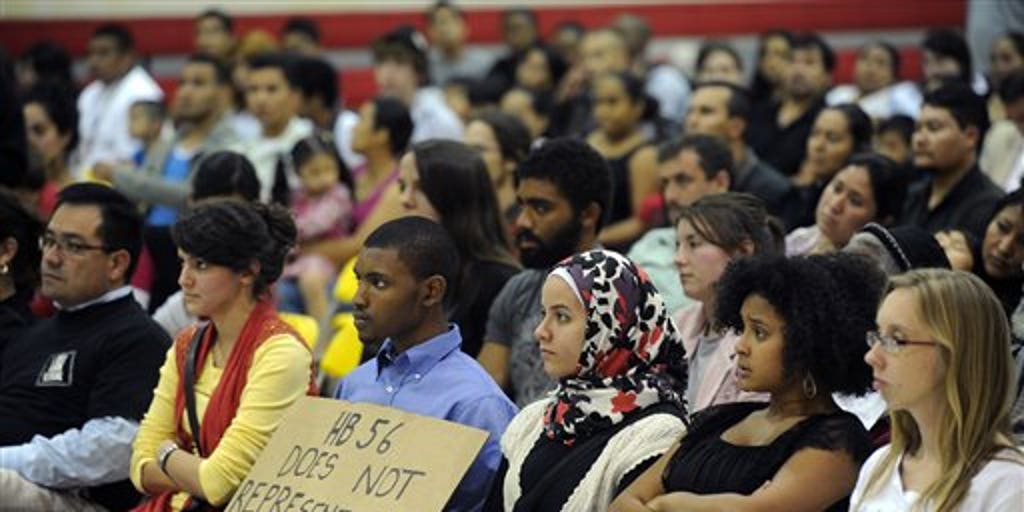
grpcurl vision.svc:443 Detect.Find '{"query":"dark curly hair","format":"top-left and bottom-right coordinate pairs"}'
top-left (172, 199), bottom-right (296, 299)
top-left (714, 252), bottom-right (884, 396)
top-left (515, 137), bottom-right (612, 230)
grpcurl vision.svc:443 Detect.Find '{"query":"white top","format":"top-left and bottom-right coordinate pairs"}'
top-left (410, 86), bottom-right (464, 144)
top-left (500, 399), bottom-right (685, 512)
top-left (74, 65), bottom-right (163, 175)
top-left (333, 108), bottom-right (366, 171)
top-left (825, 82), bottom-right (921, 120)
top-left (242, 116), bottom-right (314, 202)
top-left (833, 391), bottom-right (887, 431)
top-left (152, 290), bottom-right (195, 338)
top-left (645, 63), bottom-right (690, 122)
top-left (229, 111), bottom-right (263, 142)
top-left (1004, 148), bottom-right (1024, 193)
top-left (784, 225), bottom-right (825, 257)
top-left (850, 445), bottom-right (1024, 511)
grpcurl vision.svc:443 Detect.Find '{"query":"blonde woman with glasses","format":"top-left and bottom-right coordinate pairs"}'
top-left (853, 269), bottom-right (1024, 511)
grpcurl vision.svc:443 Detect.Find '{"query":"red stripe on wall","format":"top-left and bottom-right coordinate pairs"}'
top-left (0, 0), bottom-right (965, 57)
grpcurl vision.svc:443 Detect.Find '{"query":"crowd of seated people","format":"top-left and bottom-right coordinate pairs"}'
top-left (2, 1), bottom-right (1024, 510)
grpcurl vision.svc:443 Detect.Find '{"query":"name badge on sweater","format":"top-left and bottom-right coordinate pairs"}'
top-left (36, 350), bottom-right (77, 387)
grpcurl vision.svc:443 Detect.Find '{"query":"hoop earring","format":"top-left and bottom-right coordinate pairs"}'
top-left (802, 373), bottom-right (818, 399)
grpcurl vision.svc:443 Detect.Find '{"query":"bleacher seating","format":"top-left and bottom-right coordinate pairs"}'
top-left (2, 0), bottom-right (962, 106)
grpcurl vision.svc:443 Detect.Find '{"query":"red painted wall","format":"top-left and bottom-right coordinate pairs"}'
top-left (0, 0), bottom-right (965, 57)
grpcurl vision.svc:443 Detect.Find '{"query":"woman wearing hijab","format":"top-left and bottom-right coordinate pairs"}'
top-left (484, 249), bottom-right (688, 511)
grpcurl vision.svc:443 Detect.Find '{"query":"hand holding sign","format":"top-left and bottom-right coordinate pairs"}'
top-left (226, 397), bottom-right (488, 512)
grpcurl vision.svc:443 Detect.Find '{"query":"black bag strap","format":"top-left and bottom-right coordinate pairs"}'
top-left (184, 323), bottom-right (209, 457)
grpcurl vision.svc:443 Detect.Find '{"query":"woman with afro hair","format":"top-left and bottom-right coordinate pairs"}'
top-left (613, 252), bottom-right (883, 512)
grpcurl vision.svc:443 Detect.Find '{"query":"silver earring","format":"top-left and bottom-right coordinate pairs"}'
top-left (802, 373), bottom-right (818, 399)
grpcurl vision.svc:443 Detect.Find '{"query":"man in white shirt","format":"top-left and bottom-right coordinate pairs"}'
top-left (373, 26), bottom-right (463, 144)
top-left (982, 69), bottom-right (1024, 191)
top-left (241, 53), bottom-right (313, 202)
top-left (74, 24), bottom-right (163, 177)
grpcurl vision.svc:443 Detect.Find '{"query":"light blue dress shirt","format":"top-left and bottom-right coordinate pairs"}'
top-left (335, 325), bottom-right (518, 512)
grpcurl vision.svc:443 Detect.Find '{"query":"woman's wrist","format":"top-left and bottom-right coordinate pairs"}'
top-left (157, 441), bottom-right (179, 475)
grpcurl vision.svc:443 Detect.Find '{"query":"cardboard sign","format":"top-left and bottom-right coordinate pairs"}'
top-left (225, 397), bottom-right (488, 512)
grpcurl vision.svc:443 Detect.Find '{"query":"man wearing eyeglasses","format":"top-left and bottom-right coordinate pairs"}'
top-left (0, 184), bottom-right (170, 511)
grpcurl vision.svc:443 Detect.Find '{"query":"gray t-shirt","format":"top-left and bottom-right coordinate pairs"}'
top-left (429, 48), bottom-right (494, 86)
top-left (485, 268), bottom-right (556, 407)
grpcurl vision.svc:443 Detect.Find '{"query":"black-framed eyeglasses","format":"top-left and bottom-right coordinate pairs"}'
top-left (866, 330), bottom-right (938, 354)
top-left (39, 233), bottom-right (110, 256)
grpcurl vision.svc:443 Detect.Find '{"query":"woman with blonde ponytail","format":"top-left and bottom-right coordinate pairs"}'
top-left (853, 269), bottom-right (1024, 511)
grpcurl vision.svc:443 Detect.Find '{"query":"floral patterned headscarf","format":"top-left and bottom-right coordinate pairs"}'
top-left (542, 249), bottom-right (689, 445)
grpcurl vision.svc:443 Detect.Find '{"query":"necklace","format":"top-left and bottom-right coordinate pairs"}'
top-left (212, 341), bottom-right (230, 366)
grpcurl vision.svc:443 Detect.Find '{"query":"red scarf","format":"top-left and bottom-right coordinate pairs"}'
top-left (135, 301), bottom-right (318, 511)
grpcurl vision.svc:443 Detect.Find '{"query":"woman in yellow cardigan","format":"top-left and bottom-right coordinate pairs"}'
top-left (131, 199), bottom-right (317, 510)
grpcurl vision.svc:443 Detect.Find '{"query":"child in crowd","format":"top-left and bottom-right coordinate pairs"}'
top-left (280, 135), bottom-right (354, 323)
top-left (128, 99), bottom-right (167, 166)
top-left (873, 114), bottom-right (915, 167)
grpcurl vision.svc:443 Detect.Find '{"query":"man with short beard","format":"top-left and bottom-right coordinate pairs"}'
top-left (477, 138), bottom-right (611, 407)
top-left (95, 54), bottom-right (240, 214)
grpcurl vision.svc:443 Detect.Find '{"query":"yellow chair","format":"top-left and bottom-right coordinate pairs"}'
top-left (278, 312), bottom-right (319, 349)
top-left (317, 256), bottom-right (364, 378)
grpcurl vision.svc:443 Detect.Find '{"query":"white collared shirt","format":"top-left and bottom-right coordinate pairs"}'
top-left (56, 285), bottom-right (134, 312)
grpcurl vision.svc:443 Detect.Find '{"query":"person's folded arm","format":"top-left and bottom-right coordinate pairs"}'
top-left (643, 447), bottom-right (860, 512)
top-left (0, 417), bottom-right (138, 488)
top-left (132, 344), bottom-right (181, 495)
top-left (609, 442), bottom-right (677, 512)
top-left (111, 164), bottom-right (190, 208)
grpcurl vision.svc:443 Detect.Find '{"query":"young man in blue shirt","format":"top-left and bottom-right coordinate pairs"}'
top-left (335, 216), bottom-right (517, 512)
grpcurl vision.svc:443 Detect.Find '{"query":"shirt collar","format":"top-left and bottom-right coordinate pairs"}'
top-left (376, 324), bottom-right (462, 377)
top-left (56, 285), bottom-right (133, 312)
